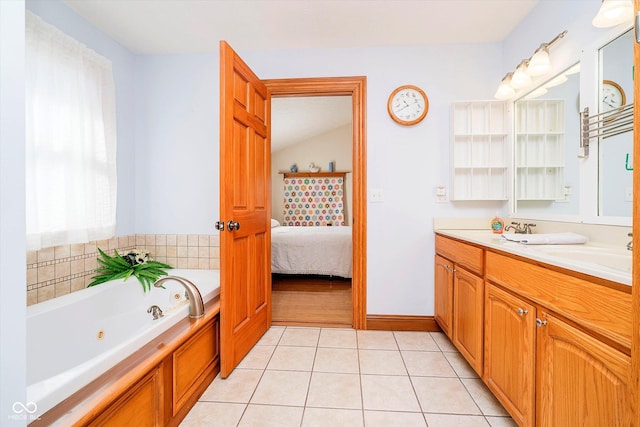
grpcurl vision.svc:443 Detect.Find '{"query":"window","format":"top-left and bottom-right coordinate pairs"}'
top-left (25, 11), bottom-right (117, 250)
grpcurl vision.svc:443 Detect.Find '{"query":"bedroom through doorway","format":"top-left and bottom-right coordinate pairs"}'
top-left (269, 94), bottom-right (353, 327)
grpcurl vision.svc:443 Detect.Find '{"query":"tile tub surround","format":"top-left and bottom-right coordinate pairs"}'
top-left (26, 234), bottom-right (220, 305)
top-left (180, 327), bottom-right (517, 427)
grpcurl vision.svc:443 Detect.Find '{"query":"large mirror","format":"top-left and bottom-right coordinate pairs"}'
top-left (599, 28), bottom-right (634, 217)
top-left (514, 63), bottom-right (581, 216)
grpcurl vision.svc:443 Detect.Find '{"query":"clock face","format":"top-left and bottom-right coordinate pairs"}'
top-left (387, 85), bottom-right (429, 125)
top-left (602, 80), bottom-right (625, 112)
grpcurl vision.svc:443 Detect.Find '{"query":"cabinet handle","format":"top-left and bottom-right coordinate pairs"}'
top-left (445, 265), bottom-right (456, 273)
top-left (535, 318), bottom-right (547, 327)
top-left (517, 308), bottom-right (529, 316)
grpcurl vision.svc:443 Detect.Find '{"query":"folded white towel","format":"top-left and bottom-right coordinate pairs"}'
top-left (501, 232), bottom-right (588, 245)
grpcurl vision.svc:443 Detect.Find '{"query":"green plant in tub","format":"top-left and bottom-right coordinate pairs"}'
top-left (88, 248), bottom-right (173, 292)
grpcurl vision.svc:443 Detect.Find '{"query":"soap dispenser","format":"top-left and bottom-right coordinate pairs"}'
top-left (490, 214), bottom-right (504, 234)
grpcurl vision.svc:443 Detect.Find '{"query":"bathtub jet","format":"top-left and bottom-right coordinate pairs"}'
top-left (154, 275), bottom-right (205, 318)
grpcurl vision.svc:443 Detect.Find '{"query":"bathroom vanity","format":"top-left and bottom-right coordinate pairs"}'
top-left (434, 231), bottom-right (632, 427)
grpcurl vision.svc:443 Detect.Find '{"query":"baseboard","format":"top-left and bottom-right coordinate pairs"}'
top-left (366, 315), bottom-right (442, 332)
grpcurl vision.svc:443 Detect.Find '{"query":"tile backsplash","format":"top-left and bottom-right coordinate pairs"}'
top-left (26, 234), bottom-right (220, 306)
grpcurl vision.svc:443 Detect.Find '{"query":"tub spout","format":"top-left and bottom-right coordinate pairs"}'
top-left (154, 276), bottom-right (205, 318)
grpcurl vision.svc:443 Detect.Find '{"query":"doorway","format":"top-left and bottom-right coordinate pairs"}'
top-left (264, 77), bottom-right (367, 330)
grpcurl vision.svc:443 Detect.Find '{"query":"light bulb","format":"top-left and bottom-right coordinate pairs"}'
top-left (511, 61), bottom-right (532, 89)
top-left (494, 73), bottom-right (515, 100)
top-left (528, 45), bottom-right (551, 76)
top-left (592, 0), bottom-right (633, 28)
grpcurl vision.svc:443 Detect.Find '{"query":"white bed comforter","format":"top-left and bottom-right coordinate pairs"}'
top-left (271, 226), bottom-right (352, 278)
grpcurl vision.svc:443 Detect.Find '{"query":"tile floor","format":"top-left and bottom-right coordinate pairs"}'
top-left (180, 327), bottom-right (517, 427)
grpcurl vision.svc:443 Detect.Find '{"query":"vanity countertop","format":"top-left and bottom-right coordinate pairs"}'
top-left (436, 229), bottom-right (632, 287)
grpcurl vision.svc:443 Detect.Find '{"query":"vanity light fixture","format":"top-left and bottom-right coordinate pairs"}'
top-left (544, 73), bottom-right (568, 88)
top-left (493, 30), bottom-right (567, 100)
top-left (524, 86), bottom-right (548, 100)
top-left (592, 0), bottom-right (633, 28)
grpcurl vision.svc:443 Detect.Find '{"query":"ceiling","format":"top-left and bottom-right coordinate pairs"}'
top-left (62, 0), bottom-right (539, 151)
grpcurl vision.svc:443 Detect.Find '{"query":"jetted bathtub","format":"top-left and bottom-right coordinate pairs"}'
top-left (27, 268), bottom-right (220, 416)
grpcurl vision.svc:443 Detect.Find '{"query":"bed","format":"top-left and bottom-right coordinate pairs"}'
top-left (271, 225), bottom-right (352, 278)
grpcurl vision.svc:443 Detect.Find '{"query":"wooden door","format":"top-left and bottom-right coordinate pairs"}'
top-left (484, 283), bottom-right (536, 427)
top-left (452, 266), bottom-right (484, 375)
top-left (219, 41), bottom-right (271, 377)
top-left (434, 254), bottom-right (453, 338)
top-left (536, 311), bottom-right (631, 427)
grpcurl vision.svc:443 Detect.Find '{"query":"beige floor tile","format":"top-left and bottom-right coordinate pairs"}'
top-left (306, 372), bottom-right (362, 409)
top-left (444, 351), bottom-right (480, 379)
top-left (393, 331), bottom-right (440, 351)
top-left (238, 404), bottom-right (304, 427)
top-left (200, 370), bottom-right (262, 403)
top-left (179, 402), bottom-right (245, 427)
top-left (357, 330), bottom-right (398, 350)
top-left (280, 327), bottom-right (321, 346)
top-left (358, 349), bottom-right (407, 375)
top-left (250, 370), bottom-right (311, 406)
top-left (267, 345), bottom-right (316, 371)
top-left (431, 332), bottom-right (458, 352)
top-left (412, 377), bottom-right (481, 415)
top-left (402, 350), bottom-right (457, 377)
top-left (424, 413), bottom-right (490, 427)
top-left (462, 378), bottom-right (510, 417)
top-left (486, 416), bottom-right (519, 427)
top-left (237, 345), bottom-right (275, 370)
top-left (258, 326), bottom-right (286, 345)
top-left (313, 347), bottom-right (359, 374)
top-left (363, 410), bottom-right (427, 426)
top-left (302, 407), bottom-right (364, 427)
top-left (361, 374), bottom-right (421, 412)
top-left (318, 328), bottom-right (357, 348)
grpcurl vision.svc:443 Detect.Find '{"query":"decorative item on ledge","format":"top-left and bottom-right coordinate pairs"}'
top-left (308, 162), bottom-right (321, 173)
top-left (88, 248), bottom-right (172, 292)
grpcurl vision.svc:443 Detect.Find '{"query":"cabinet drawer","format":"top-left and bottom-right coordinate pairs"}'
top-left (486, 251), bottom-right (632, 350)
top-left (435, 234), bottom-right (483, 276)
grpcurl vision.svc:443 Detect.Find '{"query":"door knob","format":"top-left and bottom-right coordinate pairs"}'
top-left (214, 221), bottom-right (225, 231)
top-left (228, 220), bottom-right (240, 231)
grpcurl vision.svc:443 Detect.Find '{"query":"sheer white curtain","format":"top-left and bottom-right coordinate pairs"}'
top-left (26, 11), bottom-right (117, 251)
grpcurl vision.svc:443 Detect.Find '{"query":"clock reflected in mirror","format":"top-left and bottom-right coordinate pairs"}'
top-left (601, 79), bottom-right (625, 122)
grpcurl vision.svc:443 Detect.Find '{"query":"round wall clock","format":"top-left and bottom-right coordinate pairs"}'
top-left (602, 79), bottom-right (625, 119)
top-left (387, 85), bottom-right (429, 126)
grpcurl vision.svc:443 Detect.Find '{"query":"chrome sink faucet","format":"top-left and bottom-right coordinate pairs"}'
top-left (505, 222), bottom-right (537, 234)
top-left (627, 233), bottom-right (633, 251)
top-left (154, 276), bottom-right (205, 318)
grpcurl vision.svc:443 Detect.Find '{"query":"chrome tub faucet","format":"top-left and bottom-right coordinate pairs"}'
top-left (154, 276), bottom-right (205, 318)
top-left (147, 305), bottom-right (164, 320)
top-left (627, 233), bottom-right (633, 251)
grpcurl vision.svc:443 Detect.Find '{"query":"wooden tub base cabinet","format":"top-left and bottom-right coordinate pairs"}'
top-left (33, 305), bottom-right (220, 427)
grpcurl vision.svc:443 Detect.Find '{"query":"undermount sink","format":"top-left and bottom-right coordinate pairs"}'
top-left (532, 245), bottom-right (632, 273)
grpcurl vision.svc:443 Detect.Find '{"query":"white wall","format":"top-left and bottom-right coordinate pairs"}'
top-left (271, 124), bottom-right (353, 224)
top-left (1, 1), bottom-right (26, 424)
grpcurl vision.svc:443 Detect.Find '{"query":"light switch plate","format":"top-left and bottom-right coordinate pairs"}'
top-left (369, 188), bottom-right (384, 203)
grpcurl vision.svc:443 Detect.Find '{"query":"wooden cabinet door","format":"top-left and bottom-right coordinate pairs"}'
top-left (536, 311), bottom-right (631, 427)
top-left (434, 255), bottom-right (454, 338)
top-left (484, 283), bottom-right (536, 427)
top-left (452, 266), bottom-right (484, 375)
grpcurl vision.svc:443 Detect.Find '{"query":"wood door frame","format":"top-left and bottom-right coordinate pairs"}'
top-left (264, 76), bottom-right (367, 330)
